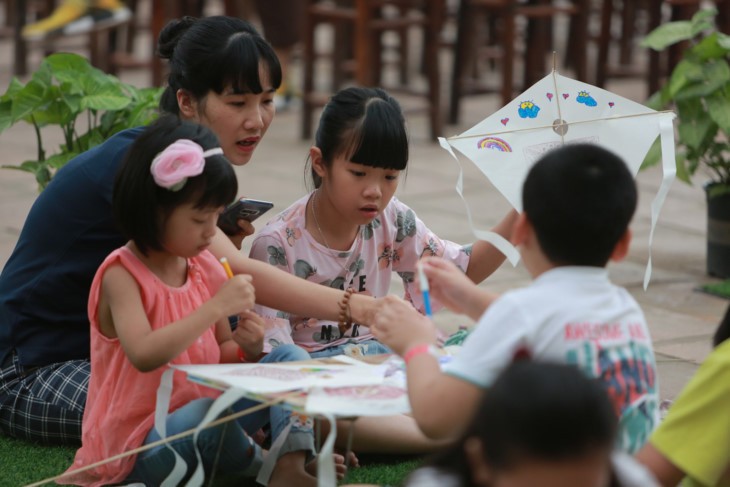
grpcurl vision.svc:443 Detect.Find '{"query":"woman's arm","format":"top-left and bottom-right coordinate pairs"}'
top-left (210, 229), bottom-right (377, 324)
top-left (465, 209), bottom-right (518, 283)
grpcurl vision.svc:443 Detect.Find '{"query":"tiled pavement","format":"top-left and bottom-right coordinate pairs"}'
top-left (0, 3), bottom-right (727, 402)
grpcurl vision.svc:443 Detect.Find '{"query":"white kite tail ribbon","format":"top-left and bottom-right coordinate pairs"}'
top-left (155, 368), bottom-right (191, 487)
top-left (644, 115), bottom-right (677, 290)
top-left (316, 412), bottom-right (338, 487)
top-left (438, 137), bottom-right (521, 266)
top-left (155, 370), bottom-right (259, 487)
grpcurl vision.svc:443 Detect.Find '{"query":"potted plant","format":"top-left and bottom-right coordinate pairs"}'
top-left (642, 8), bottom-right (730, 277)
top-left (0, 53), bottom-right (161, 191)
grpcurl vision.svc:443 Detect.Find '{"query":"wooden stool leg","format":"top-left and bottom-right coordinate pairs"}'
top-left (501, 7), bottom-right (516, 107)
top-left (449, 0), bottom-right (472, 125)
top-left (425, 0), bottom-right (443, 139)
top-left (572, 0), bottom-right (589, 82)
top-left (596, 0), bottom-right (614, 87)
top-left (619, 0), bottom-right (636, 65)
top-left (301, 3), bottom-right (317, 140)
top-left (14, 0), bottom-right (28, 76)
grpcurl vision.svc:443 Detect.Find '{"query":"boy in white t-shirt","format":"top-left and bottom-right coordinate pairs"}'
top-left (371, 144), bottom-right (659, 454)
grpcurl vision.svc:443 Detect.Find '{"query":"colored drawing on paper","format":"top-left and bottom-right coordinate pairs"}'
top-left (223, 366), bottom-right (345, 382)
top-left (323, 385), bottom-right (407, 400)
top-left (477, 136), bottom-right (512, 152)
top-left (518, 101), bottom-right (540, 119)
top-left (576, 90), bottom-right (598, 107)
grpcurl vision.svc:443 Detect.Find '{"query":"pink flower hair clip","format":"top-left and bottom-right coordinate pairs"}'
top-left (150, 139), bottom-right (224, 191)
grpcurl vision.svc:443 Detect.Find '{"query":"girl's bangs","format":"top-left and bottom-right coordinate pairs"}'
top-left (348, 105), bottom-right (408, 170)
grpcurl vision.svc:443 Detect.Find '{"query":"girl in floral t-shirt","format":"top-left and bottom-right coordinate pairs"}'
top-left (250, 87), bottom-right (516, 357)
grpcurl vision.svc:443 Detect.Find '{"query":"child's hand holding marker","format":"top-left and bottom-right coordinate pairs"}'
top-left (213, 257), bottom-right (255, 319)
top-left (417, 261), bottom-right (432, 318)
top-left (416, 257), bottom-right (496, 321)
top-left (220, 257), bottom-right (264, 361)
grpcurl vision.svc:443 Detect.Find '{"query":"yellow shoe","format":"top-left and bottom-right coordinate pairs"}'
top-left (93, 0), bottom-right (127, 9)
top-left (22, 0), bottom-right (89, 41)
top-left (77, 0), bottom-right (131, 34)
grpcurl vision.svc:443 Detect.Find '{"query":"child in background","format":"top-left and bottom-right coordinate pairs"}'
top-left (402, 361), bottom-right (659, 487)
top-left (636, 305), bottom-right (730, 487)
top-left (372, 144), bottom-right (660, 454)
top-left (249, 86), bottom-right (515, 358)
top-left (63, 116), bottom-right (339, 487)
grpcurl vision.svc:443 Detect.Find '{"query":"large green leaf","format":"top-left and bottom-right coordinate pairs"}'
top-left (0, 160), bottom-right (41, 174)
top-left (43, 53), bottom-right (94, 83)
top-left (79, 81), bottom-right (130, 111)
top-left (0, 99), bottom-right (12, 132)
top-left (675, 60), bottom-right (730, 100)
top-left (691, 7), bottom-right (718, 26)
top-left (707, 92), bottom-right (730, 133)
top-left (640, 137), bottom-right (662, 170)
top-left (644, 90), bottom-right (664, 110)
top-left (11, 79), bottom-right (47, 123)
top-left (675, 152), bottom-right (691, 184)
top-left (667, 59), bottom-right (704, 98)
top-left (44, 151), bottom-right (78, 169)
top-left (1, 77), bottom-right (25, 101)
top-left (676, 100), bottom-right (715, 150)
top-left (718, 33), bottom-right (730, 50)
top-left (692, 33), bottom-right (729, 60)
top-left (642, 20), bottom-right (694, 50)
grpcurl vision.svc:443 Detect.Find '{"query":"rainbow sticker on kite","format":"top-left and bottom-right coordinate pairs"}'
top-left (477, 136), bottom-right (512, 152)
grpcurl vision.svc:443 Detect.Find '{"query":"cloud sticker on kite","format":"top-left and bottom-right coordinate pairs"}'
top-left (576, 91), bottom-right (597, 107)
top-left (518, 101), bottom-right (540, 119)
top-left (477, 136), bottom-right (512, 152)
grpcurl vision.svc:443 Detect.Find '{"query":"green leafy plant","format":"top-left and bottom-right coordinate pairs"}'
top-left (641, 8), bottom-right (730, 196)
top-left (0, 53), bottom-right (161, 190)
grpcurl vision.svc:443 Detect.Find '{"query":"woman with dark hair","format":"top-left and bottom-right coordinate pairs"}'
top-left (0, 16), bottom-right (378, 453)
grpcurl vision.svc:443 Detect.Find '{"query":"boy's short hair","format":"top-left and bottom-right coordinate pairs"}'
top-left (522, 143), bottom-right (637, 267)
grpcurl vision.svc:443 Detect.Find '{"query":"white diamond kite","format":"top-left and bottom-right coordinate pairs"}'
top-left (439, 69), bottom-right (677, 288)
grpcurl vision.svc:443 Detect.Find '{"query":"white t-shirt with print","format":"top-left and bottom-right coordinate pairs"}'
top-left (250, 194), bottom-right (471, 353)
top-left (446, 266), bottom-right (659, 454)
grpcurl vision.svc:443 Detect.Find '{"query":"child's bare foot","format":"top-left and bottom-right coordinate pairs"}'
top-left (269, 451), bottom-right (317, 487)
top-left (304, 451), bottom-right (357, 480)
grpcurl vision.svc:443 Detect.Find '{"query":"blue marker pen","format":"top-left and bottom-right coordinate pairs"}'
top-left (417, 261), bottom-right (432, 318)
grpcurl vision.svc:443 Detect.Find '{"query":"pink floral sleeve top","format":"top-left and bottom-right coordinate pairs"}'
top-left (250, 194), bottom-right (471, 353)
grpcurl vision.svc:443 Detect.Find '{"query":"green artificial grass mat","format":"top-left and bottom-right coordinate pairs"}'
top-left (699, 279), bottom-right (730, 299)
top-left (0, 435), bottom-right (76, 487)
top-left (0, 434), bottom-right (420, 486)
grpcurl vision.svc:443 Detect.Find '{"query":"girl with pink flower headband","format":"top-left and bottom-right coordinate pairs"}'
top-left (62, 116), bottom-right (350, 486)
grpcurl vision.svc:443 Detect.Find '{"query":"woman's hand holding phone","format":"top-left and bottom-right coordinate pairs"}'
top-left (217, 198), bottom-right (273, 248)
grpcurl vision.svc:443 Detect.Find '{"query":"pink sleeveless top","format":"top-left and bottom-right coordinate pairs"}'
top-left (65, 246), bottom-right (226, 486)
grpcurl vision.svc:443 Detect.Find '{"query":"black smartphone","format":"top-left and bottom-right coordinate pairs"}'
top-left (217, 198), bottom-right (274, 235)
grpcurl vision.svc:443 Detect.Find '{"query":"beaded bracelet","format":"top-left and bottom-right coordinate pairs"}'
top-left (337, 287), bottom-right (355, 336)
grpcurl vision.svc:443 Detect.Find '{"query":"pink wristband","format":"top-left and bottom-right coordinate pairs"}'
top-left (403, 344), bottom-right (432, 364)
